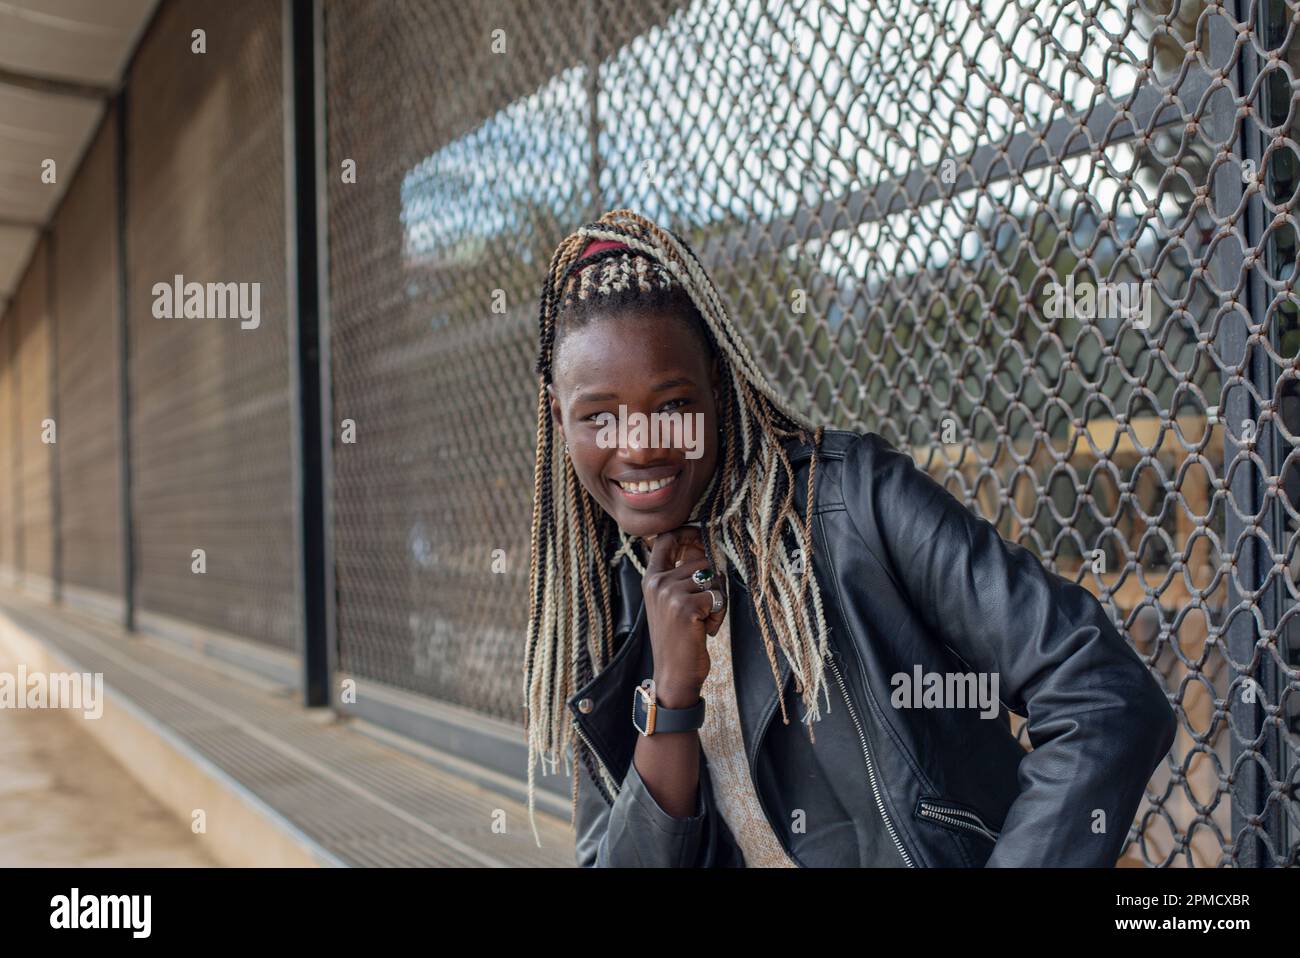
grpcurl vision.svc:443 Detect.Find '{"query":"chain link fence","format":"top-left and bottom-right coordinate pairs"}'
top-left (323, 0), bottom-right (620, 720)
top-left (323, 0), bottom-right (1298, 866)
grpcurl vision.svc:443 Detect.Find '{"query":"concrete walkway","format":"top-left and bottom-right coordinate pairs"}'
top-left (0, 643), bottom-right (220, 867)
top-left (0, 592), bottom-right (576, 867)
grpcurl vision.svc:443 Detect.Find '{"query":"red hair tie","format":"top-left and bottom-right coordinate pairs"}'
top-left (576, 238), bottom-right (629, 269)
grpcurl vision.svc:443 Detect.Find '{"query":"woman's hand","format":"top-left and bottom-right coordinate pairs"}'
top-left (642, 525), bottom-right (726, 708)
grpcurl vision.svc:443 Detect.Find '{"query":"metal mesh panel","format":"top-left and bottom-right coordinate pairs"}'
top-left (324, 0), bottom-right (641, 717)
top-left (125, 0), bottom-right (295, 648)
top-left (52, 110), bottom-right (124, 602)
top-left (325, 0), bottom-right (1299, 865)
top-left (14, 237), bottom-right (53, 593)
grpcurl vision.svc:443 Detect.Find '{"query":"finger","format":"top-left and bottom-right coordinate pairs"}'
top-left (667, 524), bottom-right (704, 564)
top-left (673, 542), bottom-right (708, 568)
top-left (682, 587), bottom-right (724, 623)
top-left (703, 583), bottom-right (728, 635)
top-left (662, 554), bottom-right (715, 583)
top-left (699, 589), bottom-right (728, 634)
top-left (645, 529), bottom-right (681, 576)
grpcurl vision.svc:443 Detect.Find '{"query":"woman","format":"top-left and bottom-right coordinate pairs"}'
top-left (522, 208), bottom-right (1177, 867)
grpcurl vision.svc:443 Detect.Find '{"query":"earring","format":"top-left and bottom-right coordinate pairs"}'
top-left (564, 442), bottom-right (570, 455)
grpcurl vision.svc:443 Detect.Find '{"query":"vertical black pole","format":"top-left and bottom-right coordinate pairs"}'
top-left (115, 92), bottom-right (135, 630)
top-left (584, 0), bottom-right (602, 219)
top-left (8, 291), bottom-right (18, 582)
top-left (285, 0), bottom-right (329, 707)
top-left (46, 228), bottom-right (60, 602)
top-left (314, 0), bottom-right (338, 693)
top-left (1222, 0), bottom-right (1287, 867)
top-left (1247, 0), bottom-right (1293, 865)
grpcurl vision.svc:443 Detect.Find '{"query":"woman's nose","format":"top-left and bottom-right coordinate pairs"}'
top-left (617, 420), bottom-right (672, 462)
top-left (618, 437), bottom-right (662, 463)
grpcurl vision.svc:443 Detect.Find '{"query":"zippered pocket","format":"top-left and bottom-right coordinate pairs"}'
top-left (915, 798), bottom-right (1001, 843)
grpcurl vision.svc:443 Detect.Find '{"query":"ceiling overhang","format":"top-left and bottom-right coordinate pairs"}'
top-left (0, 0), bottom-right (158, 316)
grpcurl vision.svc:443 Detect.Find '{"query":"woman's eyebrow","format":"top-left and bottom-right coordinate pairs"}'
top-left (573, 377), bottom-right (697, 404)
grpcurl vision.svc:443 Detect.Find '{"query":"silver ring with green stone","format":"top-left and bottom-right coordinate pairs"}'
top-left (691, 567), bottom-right (716, 591)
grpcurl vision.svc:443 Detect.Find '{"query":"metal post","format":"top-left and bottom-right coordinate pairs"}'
top-left (46, 227), bottom-right (60, 602)
top-left (314, 0), bottom-right (339, 695)
top-left (1248, 0), bottom-right (1296, 866)
top-left (584, 0), bottom-right (603, 219)
top-left (115, 92), bottom-right (135, 630)
top-left (7, 296), bottom-right (18, 581)
top-left (285, 0), bottom-right (330, 707)
top-left (1222, 0), bottom-right (1287, 867)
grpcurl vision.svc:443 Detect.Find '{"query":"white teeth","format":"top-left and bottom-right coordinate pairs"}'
top-left (618, 473), bottom-right (678, 494)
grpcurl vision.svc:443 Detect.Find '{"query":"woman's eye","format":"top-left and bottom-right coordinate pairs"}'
top-left (581, 401), bottom-right (687, 422)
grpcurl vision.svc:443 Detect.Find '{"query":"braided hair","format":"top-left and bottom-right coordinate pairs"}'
top-left (523, 208), bottom-right (831, 846)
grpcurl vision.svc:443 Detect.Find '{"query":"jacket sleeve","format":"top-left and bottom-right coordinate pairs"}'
top-left (840, 432), bottom-right (1178, 867)
top-left (574, 747), bottom-right (712, 867)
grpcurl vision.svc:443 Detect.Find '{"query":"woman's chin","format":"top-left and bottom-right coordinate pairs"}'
top-left (611, 508), bottom-right (689, 541)
top-left (619, 518), bottom-right (676, 540)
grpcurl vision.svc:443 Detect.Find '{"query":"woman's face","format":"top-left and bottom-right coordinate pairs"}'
top-left (548, 312), bottom-right (721, 539)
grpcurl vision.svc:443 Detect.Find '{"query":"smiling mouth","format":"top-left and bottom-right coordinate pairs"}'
top-left (610, 470), bottom-right (681, 504)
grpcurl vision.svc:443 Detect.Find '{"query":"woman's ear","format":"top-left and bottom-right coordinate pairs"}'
top-left (546, 383), bottom-right (565, 445)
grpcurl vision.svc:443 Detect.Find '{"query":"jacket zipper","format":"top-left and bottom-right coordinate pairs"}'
top-left (573, 721), bottom-right (620, 803)
top-left (917, 800), bottom-right (1000, 843)
top-left (826, 651), bottom-right (915, 867)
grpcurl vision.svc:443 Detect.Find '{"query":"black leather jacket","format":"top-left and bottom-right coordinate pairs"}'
top-left (568, 429), bottom-right (1177, 867)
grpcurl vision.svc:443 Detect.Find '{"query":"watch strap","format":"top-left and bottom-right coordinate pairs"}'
top-left (633, 679), bottom-right (705, 735)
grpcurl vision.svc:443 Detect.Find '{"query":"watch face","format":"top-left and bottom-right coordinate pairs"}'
top-left (633, 684), bottom-right (656, 735)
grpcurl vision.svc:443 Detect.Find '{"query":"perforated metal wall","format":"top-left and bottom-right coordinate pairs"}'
top-left (125, 0), bottom-right (296, 648)
top-left (14, 238), bottom-right (53, 595)
top-left (52, 110), bottom-right (123, 603)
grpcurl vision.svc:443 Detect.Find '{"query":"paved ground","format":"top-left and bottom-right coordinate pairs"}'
top-left (0, 645), bottom-right (220, 867)
top-left (0, 594), bottom-right (576, 867)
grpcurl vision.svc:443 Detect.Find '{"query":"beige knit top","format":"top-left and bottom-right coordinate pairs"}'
top-left (697, 558), bottom-right (798, 868)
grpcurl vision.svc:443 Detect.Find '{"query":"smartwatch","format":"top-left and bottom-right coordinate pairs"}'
top-left (632, 678), bottom-right (705, 735)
